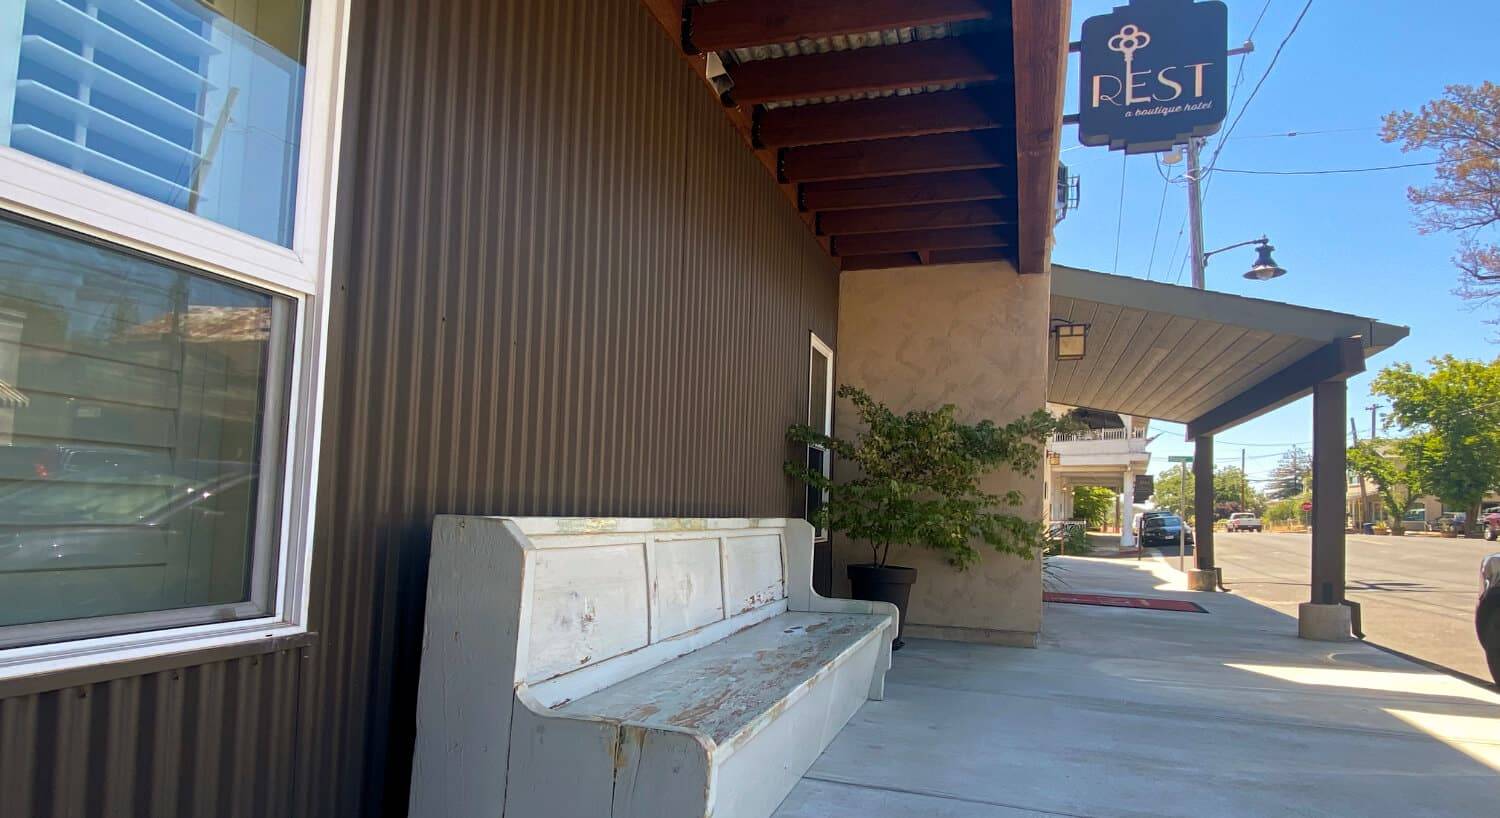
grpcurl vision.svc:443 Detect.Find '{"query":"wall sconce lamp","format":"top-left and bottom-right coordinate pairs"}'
top-left (1051, 318), bottom-right (1089, 361)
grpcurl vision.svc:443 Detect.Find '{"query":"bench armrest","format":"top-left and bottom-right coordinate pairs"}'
top-left (783, 521), bottom-right (897, 698)
top-left (507, 686), bottom-right (715, 818)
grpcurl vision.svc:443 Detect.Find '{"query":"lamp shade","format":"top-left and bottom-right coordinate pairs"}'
top-left (1244, 243), bottom-right (1287, 281)
top-left (1053, 322), bottom-right (1087, 361)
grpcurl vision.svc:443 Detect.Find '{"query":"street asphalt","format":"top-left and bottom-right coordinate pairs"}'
top-left (1210, 530), bottom-right (1498, 685)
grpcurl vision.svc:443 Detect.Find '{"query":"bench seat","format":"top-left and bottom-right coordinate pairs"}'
top-left (409, 516), bottom-right (898, 818)
top-left (558, 611), bottom-right (888, 745)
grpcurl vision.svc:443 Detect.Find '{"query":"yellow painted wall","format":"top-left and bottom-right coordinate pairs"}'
top-left (833, 261), bottom-right (1051, 646)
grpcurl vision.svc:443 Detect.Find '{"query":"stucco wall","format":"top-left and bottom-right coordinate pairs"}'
top-left (833, 261), bottom-right (1050, 646)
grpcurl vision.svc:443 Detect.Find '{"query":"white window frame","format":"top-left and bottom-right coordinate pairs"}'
top-left (807, 333), bottom-right (835, 543)
top-left (0, 0), bottom-right (352, 682)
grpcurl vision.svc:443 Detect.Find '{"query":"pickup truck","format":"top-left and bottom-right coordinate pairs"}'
top-left (1225, 512), bottom-right (1263, 532)
top-left (1483, 507), bottom-right (1500, 541)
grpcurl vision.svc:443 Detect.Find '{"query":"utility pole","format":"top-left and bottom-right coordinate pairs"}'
top-left (1180, 458), bottom-right (1189, 572)
top-left (1186, 136), bottom-right (1208, 290)
top-left (1240, 448), bottom-right (1247, 512)
top-left (1366, 404), bottom-right (1380, 440)
top-left (1351, 417), bottom-right (1369, 528)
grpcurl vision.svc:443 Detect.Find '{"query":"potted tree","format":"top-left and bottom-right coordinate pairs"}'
top-left (786, 386), bottom-right (1058, 649)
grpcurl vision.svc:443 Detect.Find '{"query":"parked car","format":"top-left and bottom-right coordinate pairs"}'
top-left (1478, 553), bottom-right (1500, 685)
top-left (0, 444), bottom-right (171, 481)
top-left (1226, 512), bottom-right (1262, 532)
top-left (1139, 514), bottom-right (1194, 548)
top-left (1482, 507), bottom-right (1500, 541)
top-left (1133, 510), bottom-right (1173, 536)
top-left (1439, 511), bottom-right (1468, 534)
top-left (0, 463), bottom-right (255, 626)
top-left (1403, 508), bottom-right (1429, 531)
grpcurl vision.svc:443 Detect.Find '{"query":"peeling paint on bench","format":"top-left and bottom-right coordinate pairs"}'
top-left (408, 517), bottom-right (897, 818)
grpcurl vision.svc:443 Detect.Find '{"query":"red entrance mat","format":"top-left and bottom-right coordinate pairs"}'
top-left (1043, 592), bottom-right (1207, 613)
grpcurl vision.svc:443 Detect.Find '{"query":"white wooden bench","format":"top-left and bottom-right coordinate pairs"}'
top-left (408, 516), bottom-right (896, 818)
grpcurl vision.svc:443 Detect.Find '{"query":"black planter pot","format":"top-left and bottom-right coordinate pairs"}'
top-left (847, 563), bottom-right (917, 651)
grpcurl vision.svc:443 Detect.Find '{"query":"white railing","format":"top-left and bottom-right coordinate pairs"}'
top-left (1051, 427), bottom-right (1147, 443)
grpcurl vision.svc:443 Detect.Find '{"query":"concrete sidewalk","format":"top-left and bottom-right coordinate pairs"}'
top-left (774, 556), bottom-right (1500, 818)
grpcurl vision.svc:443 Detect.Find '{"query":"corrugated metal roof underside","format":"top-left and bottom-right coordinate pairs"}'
top-left (717, 18), bottom-right (999, 109)
top-left (1048, 267), bottom-right (1409, 425)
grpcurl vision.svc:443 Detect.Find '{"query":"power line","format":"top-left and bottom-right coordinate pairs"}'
top-left (1221, 0), bottom-right (1272, 125)
top-left (1112, 151), bottom-right (1128, 274)
top-left (1230, 126), bottom-right (1376, 140)
top-left (1144, 159), bottom-right (1174, 281)
top-left (1172, 247), bottom-right (1192, 285)
top-left (1202, 0), bottom-right (1316, 201)
top-left (1213, 159), bottom-right (1440, 176)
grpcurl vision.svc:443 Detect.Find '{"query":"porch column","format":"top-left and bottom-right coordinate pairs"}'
top-left (1120, 470), bottom-right (1135, 550)
top-left (1188, 435), bottom-right (1219, 591)
top-left (1300, 379), bottom-right (1354, 640)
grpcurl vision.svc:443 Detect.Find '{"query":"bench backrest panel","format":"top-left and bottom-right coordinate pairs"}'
top-left (511, 519), bottom-right (790, 687)
top-left (527, 542), bottom-right (651, 683)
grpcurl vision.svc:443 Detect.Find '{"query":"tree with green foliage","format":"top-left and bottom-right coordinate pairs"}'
top-left (1152, 464), bottom-right (1264, 523)
top-left (1152, 466), bottom-right (1194, 521)
top-left (786, 385), bottom-right (1061, 569)
top-left (1213, 465), bottom-right (1264, 516)
top-left (1382, 82), bottom-right (1500, 314)
top-left (1071, 485), bottom-right (1116, 530)
top-left (1265, 446), bottom-right (1311, 500)
top-left (1265, 497), bottom-right (1304, 528)
top-left (1346, 441), bottom-right (1411, 535)
top-left (1371, 356), bottom-right (1500, 536)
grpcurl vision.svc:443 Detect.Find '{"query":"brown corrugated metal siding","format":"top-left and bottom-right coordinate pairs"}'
top-left (0, 1), bottom-right (839, 816)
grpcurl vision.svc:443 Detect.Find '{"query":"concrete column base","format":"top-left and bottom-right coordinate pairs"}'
top-left (1186, 568), bottom-right (1220, 592)
top-left (1298, 602), bottom-right (1354, 642)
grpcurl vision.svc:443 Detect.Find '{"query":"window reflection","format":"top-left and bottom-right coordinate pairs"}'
top-left (4, 0), bottom-right (311, 246)
top-left (0, 215), bottom-right (291, 637)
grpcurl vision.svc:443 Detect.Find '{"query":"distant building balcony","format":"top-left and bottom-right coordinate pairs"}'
top-left (1052, 428), bottom-right (1147, 443)
top-left (1049, 426), bottom-right (1150, 468)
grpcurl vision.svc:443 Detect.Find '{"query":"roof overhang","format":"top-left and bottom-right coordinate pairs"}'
top-left (640, 1), bottom-right (1070, 274)
top-left (1049, 266), bottom-right (1409, 440)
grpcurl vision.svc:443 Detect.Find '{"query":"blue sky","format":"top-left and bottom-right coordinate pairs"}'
top-left (1055, 0), bottom-right (1500, 485)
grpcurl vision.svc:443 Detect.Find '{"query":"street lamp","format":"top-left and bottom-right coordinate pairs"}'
top-left (1202, 235), bottom-right (1288, 282)
top-left (1183, 136), bottom-right (1289, 288)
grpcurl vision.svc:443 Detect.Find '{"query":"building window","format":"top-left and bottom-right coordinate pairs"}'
top-left (0, 0), bottom-right (346, 676)
top-left (806, 333), bottom-right (833, 542)
top-left (1, 0), bottom-right (310, 246)
top-left (0, 214), bottom-right (293, 647)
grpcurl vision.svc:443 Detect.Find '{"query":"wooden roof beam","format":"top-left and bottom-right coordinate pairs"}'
top-left (1009, 0), bottom-right (1070, 274)
top-left (928, 246), bottom-right (1010, 265)
top-left (842, 252), bottom-right (922, 271)
top-left (832, 226), bottom-right (1009, 256)
top-left (686, 0), bottom-right (1000, 53)
top-left (800, 169), bottom-right (1010, 211)
top-left (756, 86), bottom-right (1013, 148)
top-left (726, 35), bottom-right (1010, 106)
top-left (816, 200), bottom-right (1013, 235)
top-left (840, 246), bottom-right (1010, 271)
top-left (780, 131), bottom-right (1008, 183)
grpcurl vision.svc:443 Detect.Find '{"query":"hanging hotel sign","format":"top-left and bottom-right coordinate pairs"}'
top-left (1078, 0), bottom-right (1229, 154)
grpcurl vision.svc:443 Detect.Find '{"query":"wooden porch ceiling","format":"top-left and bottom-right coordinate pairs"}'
top-left (640, 0), bottom-right (1069, 274)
